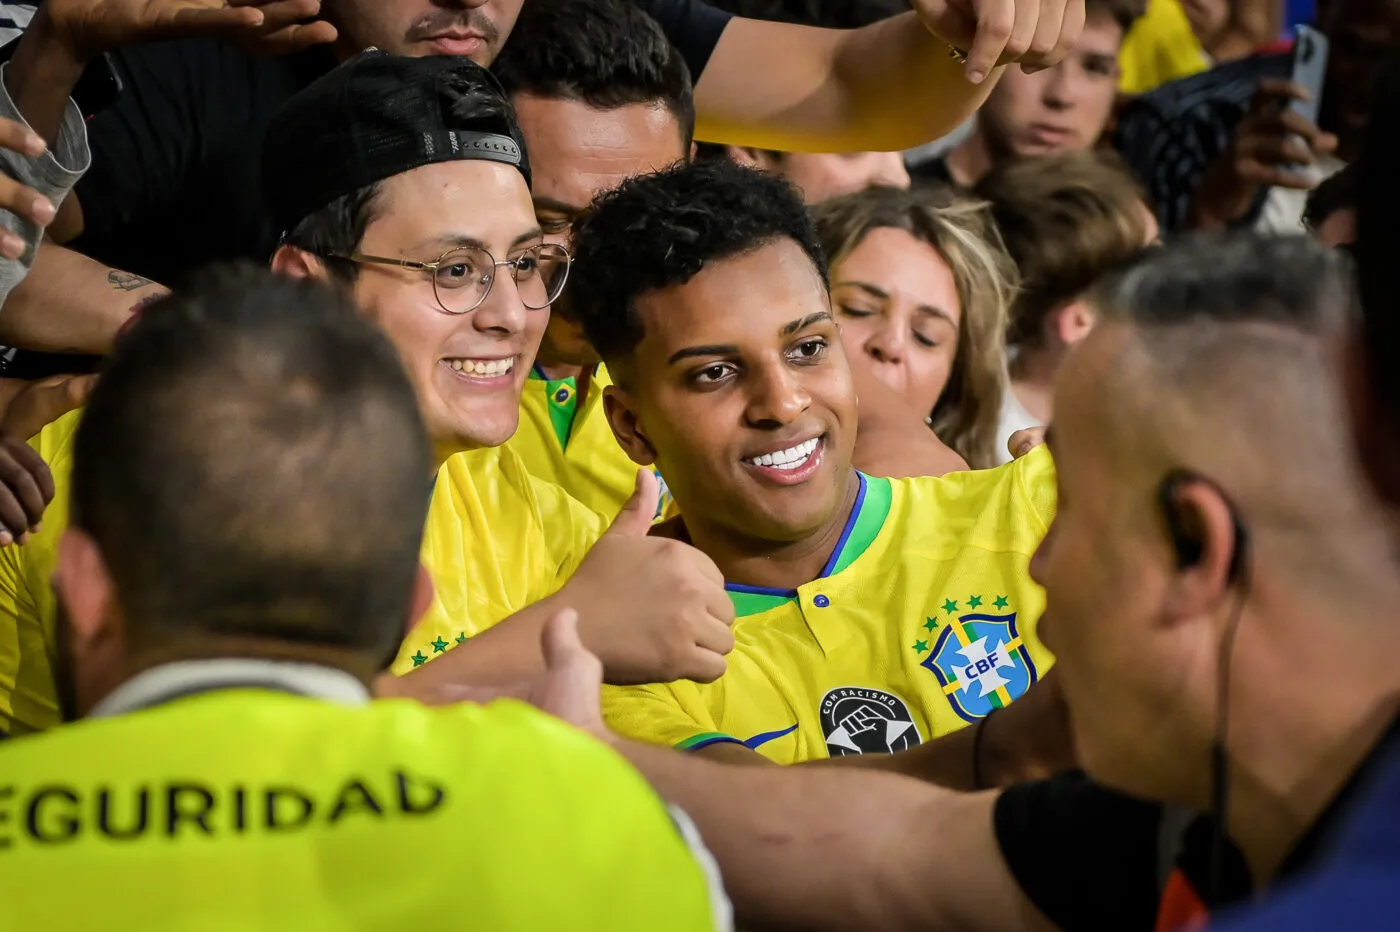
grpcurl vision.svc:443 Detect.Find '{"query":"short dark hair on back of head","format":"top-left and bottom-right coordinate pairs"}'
top-left (976, 151), bottom-right (1150, 348)
top-left (1305, 163), bottom-right (1358, 231)
top-left (569, 160), bottom-right (828, 366)
top-left (1095, 233), bottom-right (1355, 336)
top-left (71, 264), bottom-right (432, 663)
top-left (492, 0), bottom-right (695, 146)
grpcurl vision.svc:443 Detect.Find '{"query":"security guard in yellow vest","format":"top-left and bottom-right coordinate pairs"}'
top-left (0, 269), bottom-right (729, 932)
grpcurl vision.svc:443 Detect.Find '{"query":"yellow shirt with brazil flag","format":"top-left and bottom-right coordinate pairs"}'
top-left (602, 446), bottom-right (1057, 764)
top-left (0, 410), bottom-right (609, 734)
top-left (0, 677), bottom-right (729, 930)
top-left (508, 363), bottom-right (672, 520)
top-left (392, 443), bottom-right (608, 674)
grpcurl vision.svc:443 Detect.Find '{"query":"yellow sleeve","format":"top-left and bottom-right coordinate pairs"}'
top-left (1117, 0), bottom-right (1210, 95)
top-left (525, 472), bottom-right (608, 593)
top-left (1012, 444), bottom-right (1059, 533)
top-left (602, 682), bottom-right (730, 752)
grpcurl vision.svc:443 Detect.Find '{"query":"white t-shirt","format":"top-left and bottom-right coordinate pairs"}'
top-left (1254, 155), bottom-right (1345, 235)
top-left (994, 388), bottom-right (1042, 466)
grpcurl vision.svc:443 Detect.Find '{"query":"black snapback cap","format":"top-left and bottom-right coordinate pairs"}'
top-left (263, 51), bottom-right (531, 234)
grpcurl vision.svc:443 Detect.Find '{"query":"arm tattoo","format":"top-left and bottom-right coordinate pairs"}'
top-left (108, 270), bottom-right (155, 292)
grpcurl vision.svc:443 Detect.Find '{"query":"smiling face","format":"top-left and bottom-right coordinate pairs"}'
top-left (978, 12), bottom-right (1123, 158)
top-left (513, 94), bottom-right (688, 369)
top-left (831, 227), bottom-right (963, 416)
top-left (330, 0), bottom-right (522, 62)
top-left (349, 160), bottom-right (546, 458)
top-left (605, 238), bottom-right (857, 543)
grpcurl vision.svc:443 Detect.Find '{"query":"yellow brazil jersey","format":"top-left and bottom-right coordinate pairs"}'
top-left (392, 444), bottom-right (608, 673)
top-left (602, 446), bottom-right (1058, 764)
top-left (508, 363), bottom-right (673, 521)
top-left (0, 688), bottom-right (729, 931)
top-left (0, 412), bottom-right (608, 732)
top-left (0, 409), bottom-right (79, 735)
top-left (1118, 0), bottom-right (1210, 96)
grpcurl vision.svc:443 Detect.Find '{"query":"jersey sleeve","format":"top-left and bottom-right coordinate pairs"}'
top-left (526, 473), bottom-right (608, 595)
top-left (632, 0), bottom-right (732, 81)
top-left (602, 682), bottom-right (727, 751)
top-left (1012, 444), bottom-right (1058, 533)
top-left (994, 772), bottom-right (1167, 932)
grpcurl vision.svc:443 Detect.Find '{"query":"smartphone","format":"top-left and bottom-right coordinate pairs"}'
top-left (1287, 25), bottom-right (1330, 127)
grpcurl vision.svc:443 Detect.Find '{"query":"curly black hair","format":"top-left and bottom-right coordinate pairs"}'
top-left (569, 160), bottom-right (828, 366)
top-left (492, 0), bottom-right (694, 146)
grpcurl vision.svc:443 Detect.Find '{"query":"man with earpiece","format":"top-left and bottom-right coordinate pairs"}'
top-left (508, 231), bottom-right (1400, 932)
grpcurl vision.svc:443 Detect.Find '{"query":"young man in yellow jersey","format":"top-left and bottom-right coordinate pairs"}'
top-left (0, 53), bottom-right (734, 736)
top-left (568, 160), bottom-right (1058, 765)
top-left (0, 266), bottom-right (729, 929)
top-left (496, 0), bottom-right (967, 521)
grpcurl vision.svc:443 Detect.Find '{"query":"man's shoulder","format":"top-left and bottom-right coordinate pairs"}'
top-left (895, 447), bottom-right (1056, 536)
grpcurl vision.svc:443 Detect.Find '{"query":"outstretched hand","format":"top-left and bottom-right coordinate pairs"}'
top-left (35, 0), bottom-right (337, 63)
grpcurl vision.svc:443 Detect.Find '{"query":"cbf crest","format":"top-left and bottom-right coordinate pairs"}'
top-left (911, 594), bottom-right (1038, 723)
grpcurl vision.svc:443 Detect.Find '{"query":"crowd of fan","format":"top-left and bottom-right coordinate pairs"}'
top-left (0, 0), bottom-right (1396, 928)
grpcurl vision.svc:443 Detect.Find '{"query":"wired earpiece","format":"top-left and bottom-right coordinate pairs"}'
top-left (1155, 468), bottom-right (1253, 904)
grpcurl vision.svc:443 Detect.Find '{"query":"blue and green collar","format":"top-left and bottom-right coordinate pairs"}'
top-left (726, 472), bottom-right (893, 617)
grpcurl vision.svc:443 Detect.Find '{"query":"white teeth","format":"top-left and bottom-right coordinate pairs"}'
top-left (446, 358), bottom-right (514, 377)
top-left (744, 437), bottom-right (820, 470)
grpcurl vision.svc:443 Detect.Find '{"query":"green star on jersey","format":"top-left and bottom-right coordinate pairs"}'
top-left (942, 598), bottom-right (959, 614)
top-left (924, 616), bottom-right (939, 631)
top-left (411, 651), bottom-right (428, 667)
top-left (994, 595), bottom-right (1009, 609)
top-left (968, 595), bottom-right (983, 608)
top-left (431, 637), bottom-right (449, 654)
top-left (912, 640), bottom-right (929, 654)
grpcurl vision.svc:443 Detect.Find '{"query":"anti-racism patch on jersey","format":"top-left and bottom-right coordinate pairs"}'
top-left (819, 686), bottom-right (922, 757)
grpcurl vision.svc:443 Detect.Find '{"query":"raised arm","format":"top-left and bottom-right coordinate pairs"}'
top-left (694, 0), bottom-right (1086, 152)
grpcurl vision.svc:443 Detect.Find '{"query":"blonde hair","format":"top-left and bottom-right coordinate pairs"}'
top-left (813, 185), bottom-right (1019, 469)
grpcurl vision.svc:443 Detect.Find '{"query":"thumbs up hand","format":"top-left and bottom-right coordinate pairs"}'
top-left (557, 469), bottom-right (735, 685)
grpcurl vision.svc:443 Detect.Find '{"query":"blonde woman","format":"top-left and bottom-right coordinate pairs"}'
top-left (813, 185), bottom-right (1018, 470)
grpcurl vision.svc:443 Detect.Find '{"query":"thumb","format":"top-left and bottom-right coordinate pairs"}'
top-left (541, 608), bottom-right (592, 672)
top-left (606, 468), bottom-right (659, 536)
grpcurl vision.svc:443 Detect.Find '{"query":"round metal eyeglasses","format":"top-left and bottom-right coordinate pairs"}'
top-left (331, 242), bottom-right (571, 315)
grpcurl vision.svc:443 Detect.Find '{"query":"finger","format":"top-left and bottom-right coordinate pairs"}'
top-left (4, 439), bottom-right (53, 509)
top-left (680, 649), bottom-right (728, 685)
top-left (0, 173), bottom-right (56, 229)
top-left (164, 6), bottom-right (266, 35)
top-left (1255, 78), bottom-right (1309, 103)
top-left (1276, 109), bottom-right (1327, 142)
top-left (0, 118), bottom-right (45, 159)
top-left (965, 0), bottom-right (1015, 83)
top-left (240, 21), bottom-right (340, 54)
top-left (606, 468), bottom-right (660, 537)
top-left (0, 459), bottom-right (37, 535)
top-left (703, 580), bottom-right (737, 625)
top-left (1240, 134), bottom-right (1315, 167)
top-left (1237, 160), bottom-right (1318, 190)
top-left (541, 608), bottom-right (595, 672)
top-left (1022, 0), bottom-right (1068, 71)
top-left (1042, 0), bottom-right (1084, 71)
top-left (692, 615), bottom-right (736, 656)
top-left (1001, 0), bottom-right (1042, 68)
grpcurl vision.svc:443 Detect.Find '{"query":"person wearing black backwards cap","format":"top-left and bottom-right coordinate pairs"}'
top-left (262, 53), bottom-right (737, 697)
top-left (0, 53), bottom-right (735, 736)
top-left (0, 263), bottom-right (731, 930)
top-left (9, 0), bottom-right (1089, 376)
